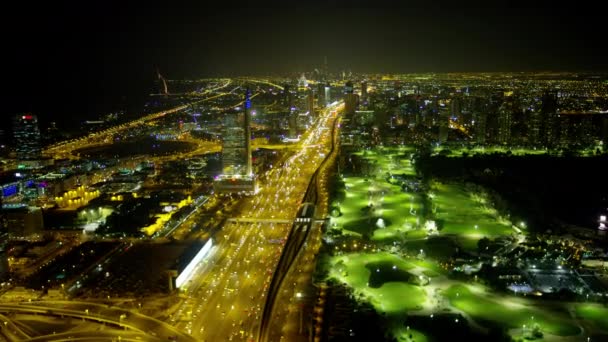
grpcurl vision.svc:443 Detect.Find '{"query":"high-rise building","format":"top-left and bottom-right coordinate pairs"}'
top-left (221, 90), bottom-right (252, 177)
top-left (307, 86), bottom-right (315, 117)
top-left (316, 83), bottom-right (326, 108)
top-left (472, 98), bottom-right (488, 145)
top-left (540, 91), bottom-right (559, 148)
top-left (283, 84), bottom-right (294, 110)
top-left (474, 111), bottom-right (487, 145)
top-left (343, 81), bottom-right (359, 115)
top-left (361, 81), bottom-right (368, 104)
top-left (344, 93), bottom-right (359, 116)
top-left (215, 90), bottom-right (255, 194)
top-left (497, 102), bottom-right (513, 145)
top-left (450, 97), bottom-right (462, 122)
top-left (324, 84), bottom-right (331, 106)
top-left (13, 114), bottom-right (42, 161)
top-left (438, 107), bottom-right (450, 144)
top-left (344, 81), bottom-right (354, 95)
top-left (528, 108), bottom-right (542, 146)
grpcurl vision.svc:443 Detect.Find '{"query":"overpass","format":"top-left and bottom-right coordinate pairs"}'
top-left (0, 301), bottom-right (196, 342)
top-left (226, 217), bottom-right (292, 224)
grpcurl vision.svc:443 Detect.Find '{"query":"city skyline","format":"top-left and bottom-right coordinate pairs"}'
top-left (1, 2), bottom-right (608, 341)
top-left (4, 1), bottom-right (608, 124)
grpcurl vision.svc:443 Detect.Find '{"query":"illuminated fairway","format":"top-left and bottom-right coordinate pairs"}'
top-left (575, 304), bottom-right (608, 331)
top-left (396, 328), bottom-right (428, 342)
top-left (432, 146), bottom-right (548, 157)
top-left (328, 252), bottom-right (427, 314)
top-left (335, 147), bottom-right (424, 242)
top-left (442, 285), bottom-right (581, 336)
top-left (432, 182), bottom-right (515, 251)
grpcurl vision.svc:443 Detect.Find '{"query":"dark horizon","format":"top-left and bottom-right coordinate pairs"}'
top-left (4, 0), bottom-right (608, 124)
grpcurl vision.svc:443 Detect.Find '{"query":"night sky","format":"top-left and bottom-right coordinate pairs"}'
top-left (4, 0), bottom-right (607, 125)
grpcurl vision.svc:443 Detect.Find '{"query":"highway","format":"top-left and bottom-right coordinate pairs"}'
top-left (261, 108), bottom-right (341, 342)
top-left (0, 301), bottom-right (195, 341)
top-left (43, 79), bottom-right (233, 160)
top-left (169, 103), bottom-right (342, 341)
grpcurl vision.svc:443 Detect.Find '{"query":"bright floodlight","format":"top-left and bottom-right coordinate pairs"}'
top-left (600, 215), bottom-right (606, 221)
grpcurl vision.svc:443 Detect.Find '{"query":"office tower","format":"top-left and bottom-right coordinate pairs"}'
top-left (0, 197), bottom-right (8, 281)
top-left (288, 111), bottom-right (298, 138)
top-left (344, 81), bottom-right (354, 95)
top-left (343, 81), bottom-right (359, 115)
top-left (540, 91), bottom-right (558, 148)
top-left (474, 111), bottom-right (487, 145)
top-left (283, 84), bottom-right (294, 110)
top-left (450, 97), bottom-right (462, 122)
top-left (361, 81), bottom-right (368, 104)
top-left (215, 90), bottom-right (256, 194)
top-left (307, 86), bottom-right (315, 117)
top-left (344, 93), bottom-right (359, 116)
top-left (316, 83), bottom-right (326, 107)
top-left (472, 98), bottom-right (487, 145)
top-left (221, 90), bottom-right (252, 177)
top-left (558, 114), bottom-right (570, 147)
top-left (528, 108), bottom-right (542, 146)
top-left (497, 102), bottom-right (513, 145)
top-left (13, 114), bottom-right (42, 161)
top-left (324, 84), bottom-right (331, 106)
top-left (438, 107), bottom-right (450, 143)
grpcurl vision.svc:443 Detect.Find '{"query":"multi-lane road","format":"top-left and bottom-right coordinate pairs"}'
top-left (42, 79), bottom-right (233, 160)
top-left (169, 103), bottom-right (342, 341)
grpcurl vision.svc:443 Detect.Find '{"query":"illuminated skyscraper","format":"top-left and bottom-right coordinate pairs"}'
top-left (497, 103), bottom-right (513, 145)
top-left (438, 108), bottom-right (450, 143)
top-left (215, 89), bottom-right (255, 194)
top-left (306, 86), bottom-right (315, 117)
top-left (324, 84), bottom-right (331, 106)
top-left (13, 114), bottom-right (41, 161)
top-left (221, 90), bottom-right (252, 176)
top-left (343, 81), bottom-right (359, 115)
top-left (361, 81), bottom-right (368, 104)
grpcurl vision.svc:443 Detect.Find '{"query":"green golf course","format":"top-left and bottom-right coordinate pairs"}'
top-left (442, 284), bottom-right (581, 336)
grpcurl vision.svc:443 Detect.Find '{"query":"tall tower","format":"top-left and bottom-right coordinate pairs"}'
top-left (343, 81), bottom-right (359, 116)
top-left (306, 86), bottom-right (315, 117)
top-left (13, 114), bottom-right (42, 161)
top-left (324, 83), bottom-right (331, 106)
top-left (215, 89), bottom-right (256, 194)
top-left (244, 89), bottom-right (252, 176)
top-left (497, 103), bottom-right (513, 145)
top-left (221, 89), bottom-right (252, 177)
top-left (450, 97), bottom-right (462, 122)
top-left (472, 97), bottom-right (487, 145)
top-left (438, 107), bottom-right (450, 144)
top-left (541, 91), bottom-right (558, 148)
top-left (361, 81), bottom-right (368, 104)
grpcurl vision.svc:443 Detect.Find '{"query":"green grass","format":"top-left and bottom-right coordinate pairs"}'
top-left (432, 182), bottom-right (514, 251)
top-left (396, 328), bottom-right (428, 342)
top-left (334, 148), bottom-right (424, 243)
top-left (366, 261), bottom-right (413, 287)
top-left (432, 146), bottom-right (548, 157)
top-left (576, 304), bottom-right (608, 331)
top-left (328, 252), bottom-right (426, 314)
top-left (442, 284), bottom-right (580, 336)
